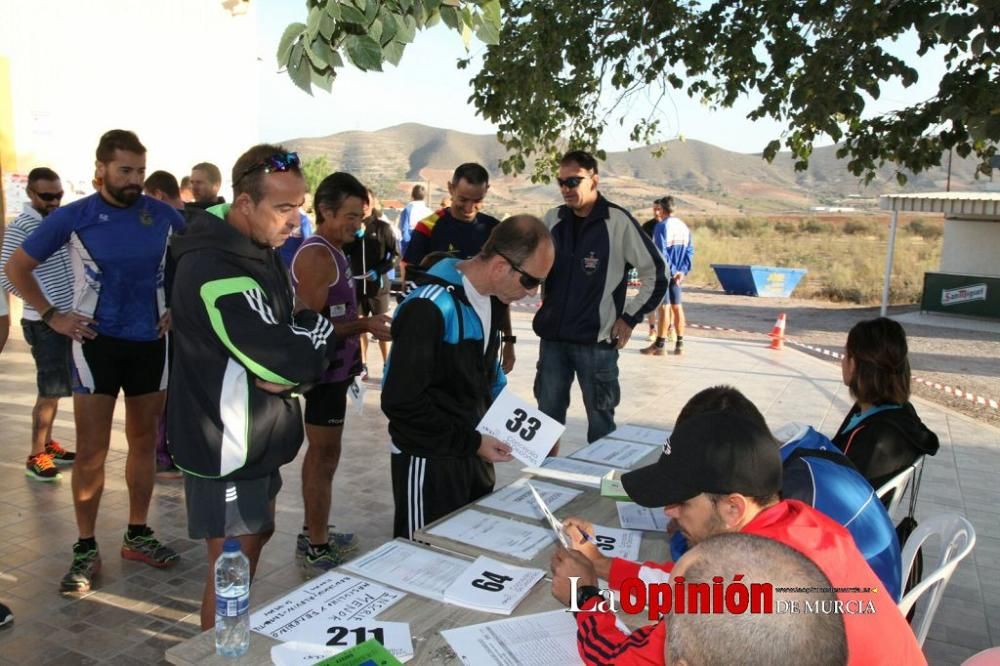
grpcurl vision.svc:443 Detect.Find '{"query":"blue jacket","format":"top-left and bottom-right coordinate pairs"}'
top-left (381, 258), bottom-right (507, 458)
top-left (534, 195), bottom-right (666, 343)
top-left (670, 424), bottom-right (902, 602)
top-left (652, 215), bottom-right (693, 276)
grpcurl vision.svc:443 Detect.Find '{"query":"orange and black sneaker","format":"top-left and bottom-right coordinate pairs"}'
top-left (45, 440), bottom-right (76, 464)
top-left (25, 452), bottom-right (61, 481)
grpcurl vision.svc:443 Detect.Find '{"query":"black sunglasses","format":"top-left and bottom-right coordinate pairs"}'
top-left (29, 188), bottom-right (64, 202)
top-left (556, 176), bottom-right (586, 189)
top-left (496, 250), bottom-right (545, 289)
top-left (234, 152), bottom-right (300, 187)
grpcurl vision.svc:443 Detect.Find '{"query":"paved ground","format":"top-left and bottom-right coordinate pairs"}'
top-left (0, 308), bottom-right (998, 664)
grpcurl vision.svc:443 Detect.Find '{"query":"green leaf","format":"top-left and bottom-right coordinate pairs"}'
top-left (482, 0), bottom-right (500, 23)
top-left (340, 3), bottom-right (367, 24)
top-left (328, 49), bottom-right (345, 68)
top-left (324, 1), bottom-right (341, 19)
top-left (277, 22), bottom-right (306, 67)
top-left (396, 15), bottom-right (417, 43)
top-left (363, 0), bottom-right (378, 22)
top-left (383, 40), bottom-right (406, 66)
top-left (369, 17), bottom-right (383, 43)
top-left (306, 6), bottom-right (323, 38)
top-left (345, 34), bottom-right (384, 71)
top-left (319, 12), bottom-right (337, 40)
top-left (896, 172), bottom-right (908, 186)
top-left (307, 37), bottom-right (332, 67)
top-left (439, 5), bottom-right (460, 30)
top-left (288, 44), bottom-right (313, 93)
top-left (461, 22), bottom-right (472, 49)
top-left (475, 19), bottom-right (499, 45)
top-left (380, 12), bottom-right (399, 44)
top-left (311, 66), bottom-right (335, 93)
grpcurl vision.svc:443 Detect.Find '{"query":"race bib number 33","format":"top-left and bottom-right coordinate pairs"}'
top-left (477, 389), bottom-right (565, 467)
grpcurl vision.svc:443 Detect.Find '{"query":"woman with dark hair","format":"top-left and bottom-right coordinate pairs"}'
top-left (832, 317), bottom-right (939, 489)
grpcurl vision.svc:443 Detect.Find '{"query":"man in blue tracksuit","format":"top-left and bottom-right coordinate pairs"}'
top-left (645, 195), bottom-right (693, 356)
top-left (533, 150), bottom-right (666, 447)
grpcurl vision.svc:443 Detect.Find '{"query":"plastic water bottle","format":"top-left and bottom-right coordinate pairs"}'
top-left (215, 538), bottom-right (250, 657)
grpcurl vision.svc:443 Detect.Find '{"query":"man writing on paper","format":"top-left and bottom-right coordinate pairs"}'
top-left (548, 411), bottom-right (924, 665)
top-left (383, 215), bottom-right (555, 539)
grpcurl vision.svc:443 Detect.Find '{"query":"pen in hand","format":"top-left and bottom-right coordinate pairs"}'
top-left (576, 526), bottom-right (592, 545)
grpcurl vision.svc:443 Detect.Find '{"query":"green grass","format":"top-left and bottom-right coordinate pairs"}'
top-left (679, 215), bottom-right (943, 305)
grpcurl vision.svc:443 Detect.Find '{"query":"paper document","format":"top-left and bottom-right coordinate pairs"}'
top-left (477, 478), bottom-right (582, 520)
top-left (616, 502), bottom-right (669, 532)
top-left (426, 510), bottom-right (554, 560)
top-left (250, 573), bottom-right (404, 643)
top-left (600, 470), bottom-right (630, 501)
top-left (441, 610), bottom-right (584, 665)
top-left (527, 482), bottom-right (569, 547)
top-left (443, 556), bottom-right (545, 615)
top-left (347, 376), bottom-right (366, 415)
top-left (314, 638), bottom-right (405, 665)
top-left (271, 621), bottom-right (413, 664)
top-left (570, 438), bottom-right (657, 468)
top-left (585, 524), bottom-right (642, 561)
top-left (477, 388), bottom-right (565, 467)
top-left (341, 540), bottom-right (469, 601)
top-left (522, 457), bottom-right (615, 488)
top-left (606, 424), bottom-right (671, 447)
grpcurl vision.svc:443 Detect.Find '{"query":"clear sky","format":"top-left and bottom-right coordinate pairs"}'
top-left (257, 0), bottom-right (945, 155)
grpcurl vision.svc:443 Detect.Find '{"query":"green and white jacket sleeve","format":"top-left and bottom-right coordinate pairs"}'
top-left (200, 276), bottom-right (333, 387)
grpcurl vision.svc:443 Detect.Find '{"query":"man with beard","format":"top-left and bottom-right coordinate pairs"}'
top-left (1, 168), bottom-right (77, 481)
top-left (5, 130), bottom-right (185, 593)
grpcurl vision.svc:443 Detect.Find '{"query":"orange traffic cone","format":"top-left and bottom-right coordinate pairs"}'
top-left (769, 313), bottom-right (787, 350)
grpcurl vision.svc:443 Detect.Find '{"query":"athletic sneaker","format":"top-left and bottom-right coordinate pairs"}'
top-left (61, 542), bottom-right (101, 593)
top-left (666, 327), bottom-right (677, 343)
top-left (295, 527), bottom-right (358, 563)
top-left (25, 452), bottom-right (61, 481)
top-left (674, 340), bottom-right (684, 355)
top-left (301, 543), bottom-right (347, 578)
top-left (0, 602), bottom-right (12, 628)
top-left (45, 440), bottom-right (76, 464)
top-left (121, 528), bottom-right (179, 568)
top-left (646, 328), bottom-right (656, 342)
top-left (639, 343), bottom-right (666, 356)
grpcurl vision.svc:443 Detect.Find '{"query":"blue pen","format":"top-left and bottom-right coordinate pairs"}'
top-left (577, 526), bottom-right (592, 544)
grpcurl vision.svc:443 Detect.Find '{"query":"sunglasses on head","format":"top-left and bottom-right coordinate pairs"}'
top-left (29, 188), bottom-right (64, 202)
top-left (496, 250), bottom-right (545, 289)
top-left (556, 176), bottom-right (587, 189)
top-left (234, 151), bottom-right (300, 187)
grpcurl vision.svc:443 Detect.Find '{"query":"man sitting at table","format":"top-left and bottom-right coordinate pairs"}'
top-left (550, 411), bottom-right (924, 665)
top-left (382, 215), bottom-right (555, 539)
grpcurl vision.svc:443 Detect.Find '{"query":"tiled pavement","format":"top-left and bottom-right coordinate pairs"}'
top-left (0, 310), bottom-right (997, 664)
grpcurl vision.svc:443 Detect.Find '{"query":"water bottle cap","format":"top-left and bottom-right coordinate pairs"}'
top-left (223, 538), bottom-right (241, 553)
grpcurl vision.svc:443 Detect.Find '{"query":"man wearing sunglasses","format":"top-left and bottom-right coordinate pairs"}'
top-left (383, 215), bottom-right (554, 539)
top-left (168, 145), bottom-right (345, 629)
top-left (533, 150), bottom-right (667, 447)
top-left (1, 167), bottom-right (77, 482)
top-left (5, 131), bottom-right (186, 593)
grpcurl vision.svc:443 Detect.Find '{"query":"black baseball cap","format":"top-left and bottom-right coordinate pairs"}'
top-left (621, 411), bottom-right (782, 507)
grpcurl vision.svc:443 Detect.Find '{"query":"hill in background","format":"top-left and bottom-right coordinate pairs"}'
top-left (285, 123), bottom-right (996, 216)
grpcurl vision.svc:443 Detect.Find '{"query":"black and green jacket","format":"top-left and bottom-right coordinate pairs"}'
top-left (168, 207), bottom-right (336, 479)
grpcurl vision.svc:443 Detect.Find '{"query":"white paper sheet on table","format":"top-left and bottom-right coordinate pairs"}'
top-left (441, 610), bottom-right (584, 666)
top-left (341, 540), bottom-right (469, 601)
top-left (270, 620), bottom-right (414, 664)
top-left (605, 424), bottom-right (671, 447)
top-left (476, 388), bottom-right (565, 467)
top-left (569, 438), bottom-right (657, 468)
top-left (250, 572), bottom-right (404, 643)
top-left (522, 457), bottom-right (615, 488)
top-left (527, 482), bottom-right (570, 547)
top-left (586, 524), bottom-right (642, 561)
top-left (443, 556), bottom-right (545, 615)
top-left (477, 478), bottom-right (582, 520)
top-left (426, 509), bottom-right (554, 560)
top-left (616, 502), bottom-right (669, 532)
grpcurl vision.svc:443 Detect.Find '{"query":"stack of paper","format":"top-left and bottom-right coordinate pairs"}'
top-left (477, 478), bottom-right (582, 520)
top-left (586, 524), bottom-right (642, 560)
top-left (606, 424), bottom-right (671, 447)
top-left (476, 388), bottom-right (566, 467)
top-left (570, 438), bottom-right (657, 469)
top-left (341, 540), bottom-right (469, 601)
top-left (442, 610), bottom-right (584, 666)
top-left (522, 457), bottom-right (615, 488)
top-left (600, 470), bottom-right (630, 501)
top-left (443, 556), bottom-right (545, 615)
top-left (616, 502), bottom-right (669, 532)
top-left (426, 510), bottom-right (554, 560)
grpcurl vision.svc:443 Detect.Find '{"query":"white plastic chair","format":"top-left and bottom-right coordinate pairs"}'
top-left (876, 456), bottom-right (924, 517)
top-left (898, 513), bottom-right (976, 646)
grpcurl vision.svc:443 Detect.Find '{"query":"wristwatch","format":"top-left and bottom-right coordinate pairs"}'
top-left (41, 306), bottom-right (58, 323)
top-left (503, 336), bottom-right (517, 345)
top-left (576, 584), bottom-right (603, 609)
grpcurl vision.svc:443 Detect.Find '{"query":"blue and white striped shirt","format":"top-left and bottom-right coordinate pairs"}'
top-left (0, 204), bottom-right (74, 320)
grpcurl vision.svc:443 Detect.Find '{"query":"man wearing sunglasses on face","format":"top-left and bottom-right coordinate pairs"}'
top-left (1, 167), bottom-right (77, 482)
top-left (383, 215), bottom-right (554, 539)
top-left (168, 145), bottom-right (346, 630)
top-left (533, 150), bottom-right (667, 448)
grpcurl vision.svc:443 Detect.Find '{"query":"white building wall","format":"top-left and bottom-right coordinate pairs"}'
top-left (0, 0), bottom-right (260, 199)
top-left (941, 217), bottom-right (1000, 277)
